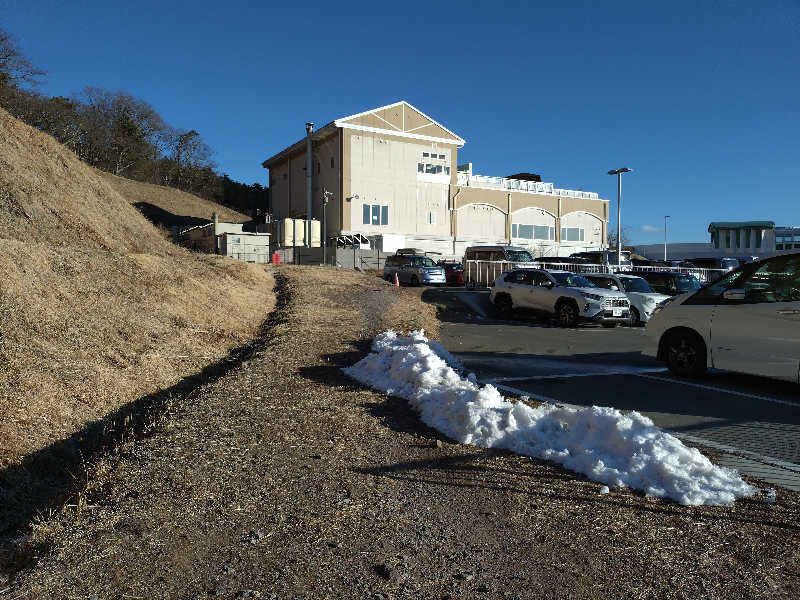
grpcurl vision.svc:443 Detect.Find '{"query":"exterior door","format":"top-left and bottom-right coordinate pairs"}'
top-left (505, 271), bottom-right (534, 308)
top-left (529, 272), bottom-right (555, 312)
top-left (710, 255), bottom-right (800, 381)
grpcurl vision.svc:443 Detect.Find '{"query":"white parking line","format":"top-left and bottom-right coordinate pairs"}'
top-left (489, 367), bottom-right (667, 383)
top-left (634, 373), bottom-right (800, 408)
top-left (491, 383), bottom-right (561, 405)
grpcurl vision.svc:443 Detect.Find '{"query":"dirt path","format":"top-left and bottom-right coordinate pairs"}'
top-left (3, 267), bottom-right (799, 600)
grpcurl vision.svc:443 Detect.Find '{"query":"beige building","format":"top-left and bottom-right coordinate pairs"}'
top-left (262, 101), bottom-right (609, 258)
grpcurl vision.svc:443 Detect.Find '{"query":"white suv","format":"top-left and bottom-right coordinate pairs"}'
top-left (645, 252), bottom-right (800, 380)
top-left (584, 273), bottom-right (670, 326)
top-left (490, 269), bottom-right (631, 327)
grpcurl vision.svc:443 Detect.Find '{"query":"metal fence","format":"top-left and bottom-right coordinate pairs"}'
top-left (463, 260), bottom-right (728, 288)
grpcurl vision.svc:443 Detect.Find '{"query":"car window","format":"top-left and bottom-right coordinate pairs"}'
top-left (675, 275), bottom-right (701, 293)
top-left (551, 273), bottom-right (595, 288)
top-left (531, 272), bottom-right (551, 286)
top-left (739, 255), bottom-right (800, 302)
top-left (505, 271), bottom-right (532, 284)
top-left (621, 277), bottom-right (653, 293)
top-left (590, 276), bottom-right (615, 290)
top-left (506, 250), bottom-right (535, 262)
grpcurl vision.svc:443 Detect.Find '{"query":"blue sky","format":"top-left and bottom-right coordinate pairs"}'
top-left (3, 0), bottom-right (799, 244)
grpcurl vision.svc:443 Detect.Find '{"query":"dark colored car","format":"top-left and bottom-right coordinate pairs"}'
top-left (438, 261), bottom-right (465, 286)
top-left (635, 270), bottom-right (702, 296)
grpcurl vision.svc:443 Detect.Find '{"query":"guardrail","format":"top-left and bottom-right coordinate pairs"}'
top-left (463, 260), bottom-right (728, 288)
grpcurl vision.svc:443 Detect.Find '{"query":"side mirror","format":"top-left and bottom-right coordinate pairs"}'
top-left (723, 288), bottom-right (746, 301)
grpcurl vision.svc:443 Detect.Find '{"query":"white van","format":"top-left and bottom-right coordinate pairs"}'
top-left (570, 250), bottom-right (633, 272)
top-left (462, 245), bottom-right (536, 288)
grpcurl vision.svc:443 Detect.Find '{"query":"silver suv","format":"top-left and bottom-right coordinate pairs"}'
top-left (383, 251), bottom-right (446, 286)
top-left (489, 269), bottom-right (631, 327)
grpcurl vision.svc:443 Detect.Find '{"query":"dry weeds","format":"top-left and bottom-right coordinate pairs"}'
top-left (0, 107), bottom-right (272, 525)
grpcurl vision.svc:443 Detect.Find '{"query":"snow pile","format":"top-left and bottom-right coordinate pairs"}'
top-left (344, 330), bottom-right (756, 506)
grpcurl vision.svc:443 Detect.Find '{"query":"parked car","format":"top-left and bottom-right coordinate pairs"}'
top-left (684, 256), bottom-right (740, 272)
top-left (489, 269), bottom-right (630, 327)
top-left (438, 261), bottom-right (465, 286)
top-left (462, 245), bottom-right (536, 288)
top-left (645, 251), bottom-right (800, 380)
top-left (570, 250), bottom-right (633, 272)
top-left (635, 271), bottom-right (702, 296)
top-left (584, 273), bottom-right (671, 325)
top-left (383, 250), bottom-right (446, 286)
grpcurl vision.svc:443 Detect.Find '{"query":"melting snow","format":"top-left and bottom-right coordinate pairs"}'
top-left (343, 330), bottom-right (756, 506)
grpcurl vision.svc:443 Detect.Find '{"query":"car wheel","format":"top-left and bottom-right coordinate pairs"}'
top-left (556, 300), bottom-right (578, 328)
top-left (494, 294), bottom-right (513, 318)
top-left (664, 330), bottom-right (707, 377)
top-left (410, 275), bottom-right (420, 287)
top-left (628, 307), bottom-right (641, 327)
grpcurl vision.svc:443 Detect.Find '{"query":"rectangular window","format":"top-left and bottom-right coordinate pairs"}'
top-left (743, 228), bottom-right (750, 248)
top-left (777, 244), bottom-right (784, 250)
top-left (381, 205), bottom-right (388, 226)
top-left (422, 152), bottom-right (429, 158)
top-left (725, 231), bottom-right (731, 248)
top-left (330, 157), bottom-right (334, 168)
top-left (362, 204), bottom-right (370, 225)
top-left (518, 225), bottom-right (534, 239)
top-left (438, 154), bottom-right (446, 160)
top-left (426, 211), bottom-right (436, 225)
top-left (418, 163), bottom-right (424, 173)
top-left (712, 231), bottom-right (719, 248)
top-left (735, 230), bottom-right (740, 248)
top-left (425, 164), bottom-right (443, 174)
top-left (755, 230), bottom-right (761, 248)
top-left (512, 224), bottom-right (518, 238)
top-left (561, 227), bottom-right (566, 240)
top-left (549, 227), bottom-right (555, 240)
top-left (372, 204), bottom-right (380, 225)
top-left (444, 166), bottom-right (450, 175)
top-left (533, 225), bottom-right (550, 240)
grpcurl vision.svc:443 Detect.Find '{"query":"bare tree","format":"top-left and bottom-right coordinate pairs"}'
top-left (607, 227), bottom-right (632, 250)
top-left (0, 29), bottom-right (45, 88)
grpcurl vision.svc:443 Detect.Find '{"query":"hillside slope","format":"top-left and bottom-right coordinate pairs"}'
top-left (0, 106), bottom-right (272, 470)
top-left (98, 170), bottom-right (251, 230)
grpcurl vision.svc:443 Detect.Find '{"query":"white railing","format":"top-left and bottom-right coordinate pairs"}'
top-left (463, 260), bottom-right (728, 288)
top-left (455, 172), bottom-right (598, 199)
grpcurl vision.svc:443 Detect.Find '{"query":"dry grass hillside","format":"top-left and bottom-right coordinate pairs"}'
top-left (98, 170), bottom-right (251, 230)
top-left (0, 106), bottom-right (272, 470)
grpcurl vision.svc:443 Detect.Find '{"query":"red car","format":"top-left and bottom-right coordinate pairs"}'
top-left (440, 262), bottom-right (465, 286)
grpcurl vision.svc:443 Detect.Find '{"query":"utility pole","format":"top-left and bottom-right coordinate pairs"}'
top-left (607, 168), bottom-right (632, 269)
top-left (305, 122), bottom-right (314, 249)
top-left (322, 189), bottom-right (333, 266)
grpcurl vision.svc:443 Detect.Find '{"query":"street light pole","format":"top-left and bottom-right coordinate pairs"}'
top-left (664, 215), bottom-right (670, 262)
top-left (607, 168), bottom-right (632, 269)
top-left (322, 189), bottom-right (332, 266)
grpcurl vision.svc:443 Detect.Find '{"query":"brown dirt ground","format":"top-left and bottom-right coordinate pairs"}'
top-left (3, 267), bottom-right (798, 600)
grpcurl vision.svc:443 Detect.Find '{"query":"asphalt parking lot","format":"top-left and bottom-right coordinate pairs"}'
top-left (436, 289), bottom-right (800, 492)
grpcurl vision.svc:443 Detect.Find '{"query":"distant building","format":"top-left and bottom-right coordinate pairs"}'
top-left (635, 220), bottom-right (798, 260)
top-left (261, 101), bottom-right (609, 258)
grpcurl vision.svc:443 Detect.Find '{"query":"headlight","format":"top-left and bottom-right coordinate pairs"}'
top-left (583, 292), bottom-right (604, 302)
top-left (643, 297), bottom-right (656, 306)
top-left (651, 297), bottom-right (675, 317)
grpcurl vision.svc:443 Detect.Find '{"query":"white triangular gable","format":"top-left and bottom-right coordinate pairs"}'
top-left (334, 101), bottom-right (465, 147)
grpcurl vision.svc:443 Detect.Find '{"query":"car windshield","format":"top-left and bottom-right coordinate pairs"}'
top-left (621, 277), bottom-right (653, 293)
top-left (507, 250), bottom-right (534, 262)
top-left (419, 257), bottom-right (437, 267)
top-left (676, 275), bottom-right (702, 292)
top-left (551, 272), bottom-right (595, 288)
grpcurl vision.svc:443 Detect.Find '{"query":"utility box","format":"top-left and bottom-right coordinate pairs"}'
top-left (272, 218), bottom-right (321, 247)
top-left (218, 232), bottom-right (272, 263)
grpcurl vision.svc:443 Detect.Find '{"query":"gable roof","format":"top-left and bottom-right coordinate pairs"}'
top-left (262, 101), bottom-right (465, 168)
top-left (335, 101), bottom-right (465, 147)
